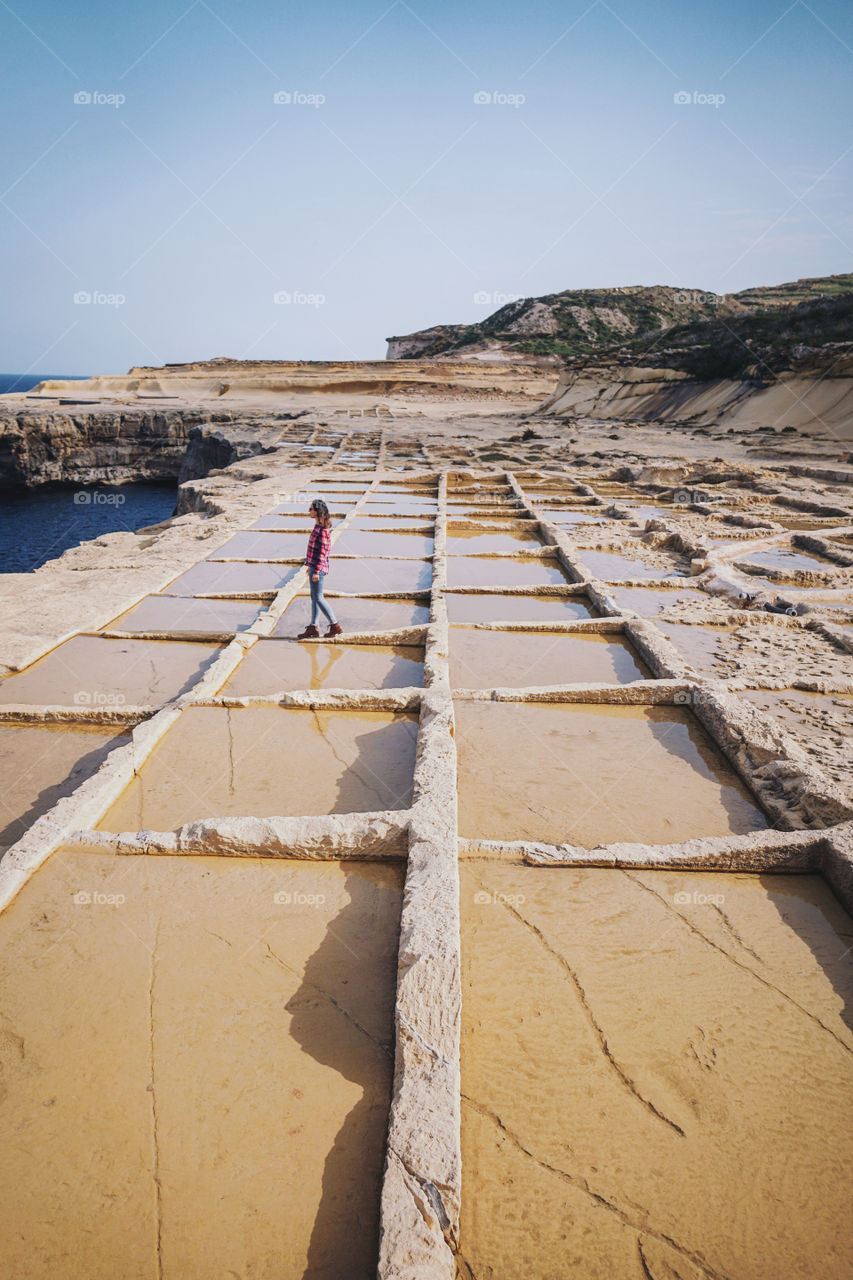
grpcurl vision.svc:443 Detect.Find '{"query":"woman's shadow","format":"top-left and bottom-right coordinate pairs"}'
top-left (284, 865), bottom-right (401, 1279)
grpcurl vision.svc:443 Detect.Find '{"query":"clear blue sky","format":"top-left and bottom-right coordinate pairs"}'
top-left (1, 0), bottom-right (851, 373)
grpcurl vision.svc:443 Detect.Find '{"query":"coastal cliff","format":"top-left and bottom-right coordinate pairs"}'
top-left (0, 408), bottom-right (280, 488)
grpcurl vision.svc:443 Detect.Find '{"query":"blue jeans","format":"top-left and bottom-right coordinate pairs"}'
top-left (309, 571), bottom-right (337, 626)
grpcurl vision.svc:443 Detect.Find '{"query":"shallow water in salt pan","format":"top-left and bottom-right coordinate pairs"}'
top-left (274, 595), bottom-right (429, 634)
top-left (739, 546), bottom-right (838, 574)
top-left (253, 510), bottom-right (349, 529)
top-left (450, 628), bottom-right (647, 687)
top-left (332, 529), bottom-right (434, 557)
top-left (0, 853), bottom-right (401, 1279)
top-left (98, 706), bottom-right (418, 830)
top-left (445, 593), bottom-right (595, 623)
top-left (162, 560), bottom-right (297, 596)
top-left (348, 517), bottom-right (434, 533)
top-left (326, 559), bottom-right (433, 594)
top-left (446, 526), bottom-right (544, 554)
top-left (447, 557), bottom-right (570, 588)
top-left (575, 548), bottom-right (687, 581)
top-left (446, 502), bottom-right (524, 517)
top-left (105, 595), bottom-right (263, 636)
top-left (455, 701), bottom-right (767, 845)
top-left (536, 507), bottom-right (610, 526)
top-left (362, 499), bottom-right (437, 515)
top-left (459, 862), bottom-right (853, 1280)
top-left (0, 635), bottom-right (221, 707)
top-left (771, 515), bottom-right (847, 531)
top-left (223, 640), bottom-right (424, 693)
top-left (206, 531), bottom-right (307, 560)
top-left (0, 722), bottom-right (127, 853)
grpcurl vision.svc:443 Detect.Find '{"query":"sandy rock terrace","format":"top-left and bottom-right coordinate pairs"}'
top-left (1, 411), bottom-right (852, 1279)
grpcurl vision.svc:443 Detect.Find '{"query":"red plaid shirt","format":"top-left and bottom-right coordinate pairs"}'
top-left (306, 524), bottom-right (331, 574)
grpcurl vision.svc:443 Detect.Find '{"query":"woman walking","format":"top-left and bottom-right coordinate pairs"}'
top-left (298, 499), bottom-right (343, 640)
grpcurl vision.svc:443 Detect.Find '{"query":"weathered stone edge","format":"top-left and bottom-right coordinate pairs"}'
top-left (378, 472), bottom-right (461, 1279)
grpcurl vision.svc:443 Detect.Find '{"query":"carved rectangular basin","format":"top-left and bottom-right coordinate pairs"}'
top-left (206, 531), bottom-right (307, 560)
top-left (362, 500), bottom-right (437, 516)
top-left (459, 862), bottom-right (853, 1280)
top-left (0, 852), bottom-right (402, 1278)
top-left (104, 595), bottom-right (263, 636)
top-left (449, 512), bottom-right (536, 526)
top-left (447, 502), bottom-right (523, 516)
top-left (238, 515), bottom-right (306, 531)
top-left (98, 706), bottom-right (418, 829)
top-left (324, 559), bottom-right (433, 594)
top-left (445, 593), bottom-right (595, 623)
top-left (252, 511), bottom-right (349, 529)
top-left (302, 489), bottom-right (365, 499)
top-left (738, 547), bottom-right (836, 575)
top-left (223, 640), bottom-right (424, 693)
top-left (348, 518), bottom-right (434, 531)
top-left (274, 595), bottom-right (430, 635)
top-left (333, 530), bottom-right (435, 557)
top-left (537, 507), bottom-right (610, 526)
top-left (446, 526), bottom-right (544, 554)
top-left (0, 636), bottom-right (221, 707)
top-left (575, 549), bottom-right (687, 581)
top-left (446, 557), bottom-right (570, 588)
top-left (162, 562), bottom-right (299, 596)
top-left (607, 586), bottom-right (710, 616)
top-left (455, 701), bottom-right (767, 845)
top-left (450, 628), bottom-right (648, 688)
top-left (0, 722), bottom-right (128, 854)
top-left (270, 501), bottom-right (353, 516)
top-left (657, 622), bottom-right (739, 676)
top-left (374, 486), bottom-right (437, 496)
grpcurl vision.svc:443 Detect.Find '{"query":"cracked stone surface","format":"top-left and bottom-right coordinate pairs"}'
top-left (0, 721), bottom-right (129, 856)
top-left (0, 851), bottom-right (403, 1280)
top-left (458, 861), bottom-right (853, 1280)
top-left (97, 705), bottom-right (419, 831)
top-left (0, 635), bottom-right (222, 708)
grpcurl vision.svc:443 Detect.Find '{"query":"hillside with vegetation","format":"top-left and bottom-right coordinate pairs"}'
top-left (386, 273), bottom-right (853, 367)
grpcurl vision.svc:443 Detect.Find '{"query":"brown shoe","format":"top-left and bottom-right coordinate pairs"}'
top-left (297, 625), bottom-right (319, 640)
top-left (325, 622), bottom-right (343, 638)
